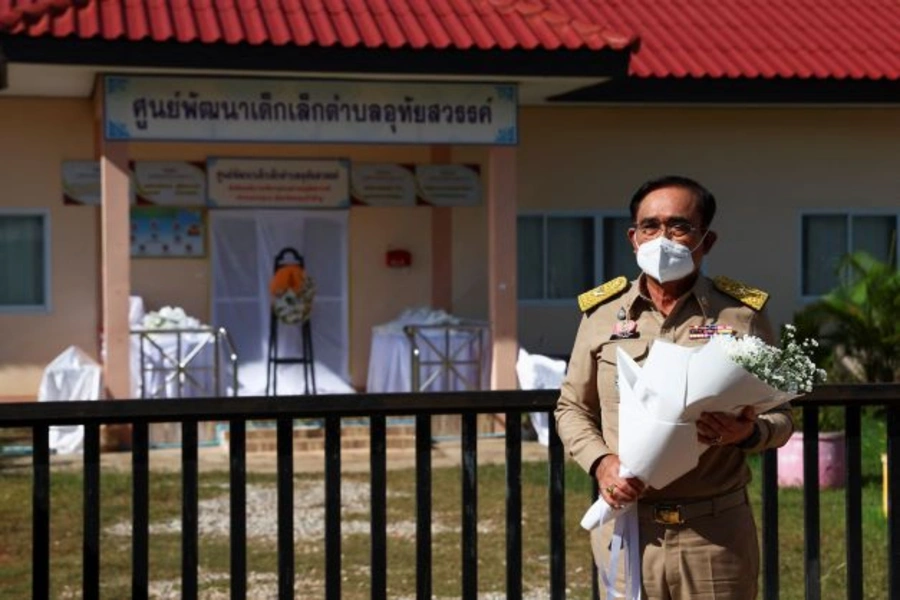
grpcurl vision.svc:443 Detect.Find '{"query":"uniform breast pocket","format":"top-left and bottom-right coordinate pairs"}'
top-left (597, 339), bottom-right (649, 405)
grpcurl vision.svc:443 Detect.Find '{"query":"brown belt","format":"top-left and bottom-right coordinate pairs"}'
top-left (638, 488), bottom-right (748, 526)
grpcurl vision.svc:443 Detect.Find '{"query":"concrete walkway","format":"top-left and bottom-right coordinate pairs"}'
top-left (7, 437), bottom-right (552, 474)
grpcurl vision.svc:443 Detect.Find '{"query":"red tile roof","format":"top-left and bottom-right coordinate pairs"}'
top-left (0, 0), bottom-right (897, 80)
top-left (604, 0), bottom-right (900, 80)
top-left (0, 0), bottom-right (637, 51)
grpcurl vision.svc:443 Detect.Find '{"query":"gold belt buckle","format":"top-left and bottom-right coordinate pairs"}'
top-left (653, 504), bottom-right (684, 525)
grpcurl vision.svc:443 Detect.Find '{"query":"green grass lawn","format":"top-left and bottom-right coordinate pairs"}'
top-left (0, 414), bottom-right (888, 599)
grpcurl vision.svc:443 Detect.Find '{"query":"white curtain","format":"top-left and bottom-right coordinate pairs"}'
top-left (210, 210), bottom-right (350, 395)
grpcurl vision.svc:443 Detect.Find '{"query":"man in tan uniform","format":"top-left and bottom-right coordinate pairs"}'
top-left (555, 175), bottom-right (794, 599)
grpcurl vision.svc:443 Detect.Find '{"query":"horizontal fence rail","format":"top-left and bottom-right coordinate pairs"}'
top-left (1, 385), bottom-right (898, 600)
top-left (0, 390), bottom-right (562, 600)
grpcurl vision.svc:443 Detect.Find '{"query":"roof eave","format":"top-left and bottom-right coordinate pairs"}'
top-left (548, 75), bottom-right (900, 105)
top-left (0, 35), bottom-right (633, 79)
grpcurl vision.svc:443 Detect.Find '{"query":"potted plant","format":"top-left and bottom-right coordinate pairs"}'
top-left (777, 405), bottom-right (846, 489)
top-left (775, 312), bottom-right (846, 488)
top-left (778, 249), bottom-right (900, 489)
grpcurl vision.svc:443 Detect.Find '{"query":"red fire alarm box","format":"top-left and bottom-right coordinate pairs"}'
top-left (386, 249), bottom-right (412, 268)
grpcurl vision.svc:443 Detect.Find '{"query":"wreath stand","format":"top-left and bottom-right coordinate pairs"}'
top-left (265, 247), bottom-right (317, 396)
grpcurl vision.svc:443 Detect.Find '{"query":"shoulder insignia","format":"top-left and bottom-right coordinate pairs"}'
top-left (577, 276), bottom-right (628, 313)
top-left (713, 275), bottom-right (769, 311)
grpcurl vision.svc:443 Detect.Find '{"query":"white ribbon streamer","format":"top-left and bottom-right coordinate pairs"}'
top-left (581, 466), bottom-right (643, 600)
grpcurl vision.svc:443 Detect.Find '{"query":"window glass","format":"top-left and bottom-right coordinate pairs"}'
top-left (0, 214), bottom-right (47, 308)
top-left (851, 215), bottom-right (895, 263)
top-left (604, 216), bottom-right (639, 281)
top-left (802, 215), bottom-right (847, 296)
top-left (517, 216), bottom-right (544, 300)
top-left (547, 217), bottom-right (593, 299)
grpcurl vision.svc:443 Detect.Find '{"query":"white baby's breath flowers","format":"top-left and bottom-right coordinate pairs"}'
top-left (140, 305), bottom-right (200, 330)
top-left (717, 324), bottom-right (827, 393)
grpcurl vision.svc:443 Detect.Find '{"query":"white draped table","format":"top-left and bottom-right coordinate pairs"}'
top-left (130, 327), bottom-right (237, 399)
top-left (366, 322), bottom-right (491, 393)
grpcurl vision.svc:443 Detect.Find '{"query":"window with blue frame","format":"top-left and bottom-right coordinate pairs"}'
top-left (0, 212), bottom-right (49, 310)
top-left (517, 213), bottom-right (637, 301)
top-left (801, 212), bottom-right (898, 297)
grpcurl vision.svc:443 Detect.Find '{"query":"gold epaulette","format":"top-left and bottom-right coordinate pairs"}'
top-left (712, 275), bottom-right (769, 311)
top-left (577, 276), bottom-right (628, 312)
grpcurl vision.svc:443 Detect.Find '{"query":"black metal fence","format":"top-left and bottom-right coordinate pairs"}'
top-left (0, 384), bottom-right (898, 600)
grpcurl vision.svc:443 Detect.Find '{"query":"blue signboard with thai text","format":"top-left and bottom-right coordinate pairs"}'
top-left (104, 75), bottom-right (518, 145)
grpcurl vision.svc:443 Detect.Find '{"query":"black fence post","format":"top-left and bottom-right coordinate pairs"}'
top-left (325, 416), bottom-right (342, 600)
top-left (761, 448), bottom-right (779, 600)
top-left (802, 406), bottom-right (821, 600)
top-left (229, 419), bottom-right (247, 600)
top-left (505, 410), bottom-right (523, 600)
top-left (415, 414), bottom-right (432, 600)
top-left (182, 419), bottom-right (199, 600)
top-left (844, 405), bottom-right (863, 600)
top-left (32, 425), bottom-right (50, 600)
top-left (370, 415), bottom-right (387, 600)
top-left (548, 416), bottom-right (566, 600)
top-left (888, 406), bottom-right (900, 600)
top-left (83, 423), bottom-right (101, 600)
top-left (462, 412), bottom-right (478, 599)
top-left (132, 422), bottom-right (150, 600)
top-left (276, 418), bottom-right (294, 600)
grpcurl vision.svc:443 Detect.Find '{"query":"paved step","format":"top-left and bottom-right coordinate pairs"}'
top-left (223, 422), bottom-right (419, 454)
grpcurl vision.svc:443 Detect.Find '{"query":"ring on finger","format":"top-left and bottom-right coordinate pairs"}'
top-left (606, 484), bottom-right (616, 497)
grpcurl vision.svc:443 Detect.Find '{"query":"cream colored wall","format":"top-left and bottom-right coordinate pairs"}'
top-left (348, 207), bottom-right (433, 388)
top-left (448, 146), bottom-right (490, 321)
top-left (0, 98), bottom-right (439, 397)
top-left (0, 98), bottom-right (98, 398)
top-left (3, 97), bottom-right (895, 396)
top-left (516, 106), bottom-right (900, 358)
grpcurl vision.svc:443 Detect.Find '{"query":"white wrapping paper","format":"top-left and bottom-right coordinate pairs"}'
top-left (581, 336), bottom-right (799, 599)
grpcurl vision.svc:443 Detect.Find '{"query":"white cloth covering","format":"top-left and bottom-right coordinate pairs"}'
top-left (236, 361), bottom-right (356, 396)
top-left (37, 346), bottom-right (104, 454)
top-left (366, 308), bottom-right (490, 393)
top-left (516, 347), bottom-right (567, 446)
top-left (130, 328), bottom-right (228, 398)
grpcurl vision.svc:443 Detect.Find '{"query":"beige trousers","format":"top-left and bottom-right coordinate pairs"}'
top-left (592, 499), bottom-right (759, 599)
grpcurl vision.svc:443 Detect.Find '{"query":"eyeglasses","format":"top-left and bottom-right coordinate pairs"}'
top-left (635, 219), bottom-right (703, 241)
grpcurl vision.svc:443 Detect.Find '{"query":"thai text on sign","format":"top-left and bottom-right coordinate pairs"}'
top-left (104, 75), bottom-right (518, 145)
top-left (207, 158), bottom-right (351, 208)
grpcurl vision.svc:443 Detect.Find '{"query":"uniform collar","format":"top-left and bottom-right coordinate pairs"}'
top-left (626, 273), bottom-right (713, 321)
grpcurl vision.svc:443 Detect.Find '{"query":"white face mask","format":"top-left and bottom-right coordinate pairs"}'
top-left (635, 233), bottom-right (707, 283)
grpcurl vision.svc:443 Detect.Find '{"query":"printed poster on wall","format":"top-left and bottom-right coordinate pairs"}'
top-left (207, 158), bottom-right (350, 208)
top-left (131, 207), bottom-right (206, 258)
top-left (61, 160), bottom-right (205, 206)
top-left (104, 75), bottom-right (518, 145)
top-left (133, 162), bottom-right (206, 206)
top-left (350, 163), bottom-right (482, 206)
top-left (415, 165), bottom-right (482, 206)
top-left (62, 161), bottom-right (103, 205)
top-left (350, 164), bottom-right (417, 206)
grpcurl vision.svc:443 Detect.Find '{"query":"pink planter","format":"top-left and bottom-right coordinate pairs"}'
top-left (776, 431), bottom-right (846, 489)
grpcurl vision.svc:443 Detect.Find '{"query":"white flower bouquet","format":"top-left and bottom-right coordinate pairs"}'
top-left (581, 325), bottom-right (826, 600)
top-left (717, 324), bottom-right (827, 394)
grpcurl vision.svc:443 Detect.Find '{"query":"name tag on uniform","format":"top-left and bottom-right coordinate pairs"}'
top-left (689, 324), bottom-right (736, 340)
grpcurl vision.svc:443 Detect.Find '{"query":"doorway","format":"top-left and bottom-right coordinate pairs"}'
top-left (210, 209), bottom-right (351, 394)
